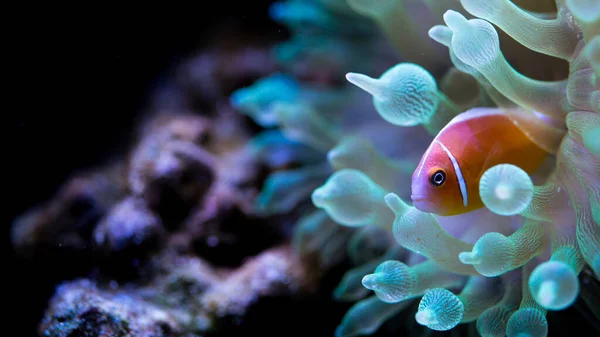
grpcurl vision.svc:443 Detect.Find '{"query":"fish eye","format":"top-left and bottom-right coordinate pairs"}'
top-left (430, 170), bottom-right (446, 187)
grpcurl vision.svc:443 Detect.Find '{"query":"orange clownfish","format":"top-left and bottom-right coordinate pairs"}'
top-left (411, 107), bottom-right (548, 216)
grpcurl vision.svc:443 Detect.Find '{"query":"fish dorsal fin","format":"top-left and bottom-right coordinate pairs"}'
top-left (502, 107), bottom-right (566, 155)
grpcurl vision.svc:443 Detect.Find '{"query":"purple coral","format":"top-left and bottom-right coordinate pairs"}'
top-left (10, 21), bottom-right (334, 337)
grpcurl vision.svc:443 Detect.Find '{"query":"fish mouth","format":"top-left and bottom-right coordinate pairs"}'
top-left (410, 196), bottom-right (437, 213)
top-left (410, 195), bottom-right (427, 202)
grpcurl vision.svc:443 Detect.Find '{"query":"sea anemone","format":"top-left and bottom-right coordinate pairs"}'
top-left (231, 0), bottom-right (599, 336)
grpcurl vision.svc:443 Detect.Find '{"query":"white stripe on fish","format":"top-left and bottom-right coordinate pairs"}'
top-left (436, 140), bottom-right (468, 207)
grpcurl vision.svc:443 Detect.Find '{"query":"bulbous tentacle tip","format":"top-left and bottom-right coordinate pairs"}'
top-left (346, 72), bottom-right (385, 98)
top-left (362, 260), bottom-right (415, 303)
top-left (417, 288), bottom-right (464, 331)
top-left (350, 63), bottom-right (440, 127)
top-left (443, 10), bottom-right (469, 31)
top-left (229, 73), bottom-right (298, 127)
top-left (384, 193), bottom-right (410, 216)
top-left (415, 308), bottom-right (438, 326)
top-left (443, 11), bottom-right (501, 69)
top-left (459, 232), bottom-right (513, 276)
top-left (311, 169), bottom-right (391, 227)
top-left (479, 164), bottom-right (534, 216)
top-left (428, 25), bottom-right (452, 47)
top-left (231, 88), bottom-right (281, 127)
top-left (361, 274), bottom-right (379, 290)
top-left (506, 308), bottom-right (548, 337)
top-left (458, 251), bottom-right (481, 265)
top-left (529, 262), bottom-right (580, 311)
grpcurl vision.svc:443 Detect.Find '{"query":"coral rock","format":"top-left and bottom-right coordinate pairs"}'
top-left (39, 279), bottom-right (182, 337)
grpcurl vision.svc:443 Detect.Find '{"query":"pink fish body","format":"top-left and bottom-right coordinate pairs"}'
top-left (411, 108), bottom-right (548, 216)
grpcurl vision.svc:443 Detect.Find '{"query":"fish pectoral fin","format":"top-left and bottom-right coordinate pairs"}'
top-left (477, 140), bottom-right (504, 180)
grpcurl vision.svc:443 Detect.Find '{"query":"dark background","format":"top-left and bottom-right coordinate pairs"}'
top-left (8, 2), bottom-right (280, 335)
